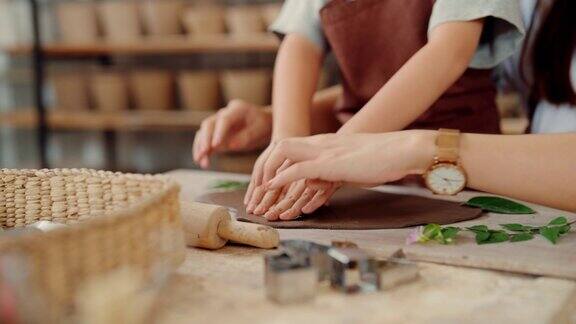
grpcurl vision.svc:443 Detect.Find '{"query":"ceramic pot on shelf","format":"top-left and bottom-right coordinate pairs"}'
top-left (178, 71), bottom-right (220, 111)
top-left (50, 72), bottom-right (91, 111)
top-left (221, 69), bottom-right (271, 106)
top-left (129, 70), bottom-right (174, 111)
top-left (90, 70), bottom-right (130, 112)
top-left (98, 0), bottom-right (142, 42)
top-left (56, 2), bottom-right (99, 44)
top-left (182, 5), bottom-right (226, 36)
top-left (225, 6), bottom-right (265, 37)
top-left (141, 0), bottom-right (184, 36)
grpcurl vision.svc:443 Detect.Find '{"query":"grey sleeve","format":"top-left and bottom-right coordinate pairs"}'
top-left (269, 0), bottom-right (328, 50)
top-left (428, 0), bottom-right (526, 69)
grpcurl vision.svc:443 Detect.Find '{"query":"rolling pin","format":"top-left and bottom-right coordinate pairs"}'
top-left (180, 201), bottom-right (279, 250)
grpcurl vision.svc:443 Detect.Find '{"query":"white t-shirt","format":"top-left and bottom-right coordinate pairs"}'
top-left (271, 0), bottom-right (525, 69)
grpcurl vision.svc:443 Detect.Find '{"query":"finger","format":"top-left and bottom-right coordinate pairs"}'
top-left (302, 185), bottom-right (337, 214)
top-left (263, 181), bottom-right (306, 221)
top-left (263, 141), bottom-right (319, 184)
top-left (211, 113), bottom-right (233, 148)
top-left (246, 185), bottom-right (265, 214)
top-left (244, 175), bottom-right (256, 205)
top-left (253, 188), bottom-right (282, 215)
top-left (196, 119), bottom-right (216, 166)
top-left (192, 127), bottom-right (203, 163)
top-left (279, 187), bottom-right (316, 220)
top-left (228, 127), bottom-right (252, 150)
top-left (268, 161), bottom-right (323, 189)
top-left (244, 149), bottom-right (271, 204)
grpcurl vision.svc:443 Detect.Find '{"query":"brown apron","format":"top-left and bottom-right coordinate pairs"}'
top-left (320, 0), bottom-right (501, 133)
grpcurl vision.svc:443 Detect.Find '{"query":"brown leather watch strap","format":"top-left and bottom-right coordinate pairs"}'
top-left (436, 128), bottom-right (460, 163)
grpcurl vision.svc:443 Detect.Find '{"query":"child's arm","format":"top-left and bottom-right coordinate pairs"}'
top-left (272, 33), bottom-right (325, 140)
top-left (338, 20), bottom-right (484, 134)
top-left (244, 33), bottom-right (325, 207)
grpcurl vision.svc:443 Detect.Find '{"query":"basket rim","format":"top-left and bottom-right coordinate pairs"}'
top-left (0, 168), bottom-right (181, 245)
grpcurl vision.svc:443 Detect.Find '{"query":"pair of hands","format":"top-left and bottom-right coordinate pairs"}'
top-left (192, 100), bottom-right (339, 220)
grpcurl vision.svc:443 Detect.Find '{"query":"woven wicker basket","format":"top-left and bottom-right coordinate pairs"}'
top-left (0, 169), bottom-right (185, 322)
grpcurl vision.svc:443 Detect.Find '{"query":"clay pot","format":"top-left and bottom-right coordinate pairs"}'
top-left (98, 1), bottom-right (142, 42)
top-left (225, 6), bottom-right (265, 37)
top-left (90, 70), bottom-right (130, 112)
top-left (221, 70), bottom-right (271, 106)
top-left (56, 2), bottom-right (99, 44)
top-left (178, 72), bottom-right (220, 111)
top-left (141, 0), bottom-right (184, 36)
top-left (261, 4), bottom-right (282, 28)
top-left (182, 5), bottom-right (226, 36)
top-left (129, 70), bottom-right (174, 111)
top-left (51, 72), bottom-right (90, 111)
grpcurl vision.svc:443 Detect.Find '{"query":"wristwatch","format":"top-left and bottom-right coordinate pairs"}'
top-left (423, 129), bottom-right (467, 195)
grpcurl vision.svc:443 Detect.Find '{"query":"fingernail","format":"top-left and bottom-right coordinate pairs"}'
top-left (254, 206), bottom-right (263, 215)
top-left (247, 204), bottom-right (255, 213)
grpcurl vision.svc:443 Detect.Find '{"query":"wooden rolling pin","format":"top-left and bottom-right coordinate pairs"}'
top-left (180, 201), bottom-right (279, 250)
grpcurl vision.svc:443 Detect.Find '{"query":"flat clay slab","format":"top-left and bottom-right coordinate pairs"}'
top-left (196, 187), bottom-right (482, 230)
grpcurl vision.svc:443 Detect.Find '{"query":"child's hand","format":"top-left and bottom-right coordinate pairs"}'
top-left (193, 99), bottom-right (272, 169)
top-left (261, 180), bottom-right (340, 221)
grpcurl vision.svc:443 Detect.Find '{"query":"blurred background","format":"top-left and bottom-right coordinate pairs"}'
top-left (0, 0), bottom-right (526, 174)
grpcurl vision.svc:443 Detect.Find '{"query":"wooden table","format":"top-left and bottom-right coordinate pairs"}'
top-left (156, 170), bottom-right (576, 324)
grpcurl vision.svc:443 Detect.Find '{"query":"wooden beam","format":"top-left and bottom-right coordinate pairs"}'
top-left (2, 35), bottom-right (279, 57)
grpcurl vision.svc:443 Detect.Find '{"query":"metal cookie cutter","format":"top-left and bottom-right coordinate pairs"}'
top-left (378, 258), bottom-right (420, 291)
top-left (265, 251), bottom-right (317, 304)
top-left (328, 248), bottom-right (381, 293)
top-left (280, 240), bottom-right (331, 281)
top-left (264, 240), bottom-right (330, 304)
top-left (328, 247), bottom-right (420, 294)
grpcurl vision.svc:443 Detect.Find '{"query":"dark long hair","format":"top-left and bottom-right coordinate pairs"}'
top-left (522, 0), bottom-right (576, 115)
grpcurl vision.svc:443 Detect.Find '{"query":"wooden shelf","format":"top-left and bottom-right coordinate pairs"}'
top-left (2, 35), bottom-right (280, 57)
top-left (2, 110), bottom-right (529, 135)
top-left (0, 109), bottom-right (213, 131)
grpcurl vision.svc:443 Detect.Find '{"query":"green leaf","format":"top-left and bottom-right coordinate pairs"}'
top-left (480, 231), bottom-right (510, 245)
top-left (210, 180), bottom-right (249, 191)
top-left (422, 224), bottom-right (441, 241)
top-left (500, 224), bottom-right (527, 232)
top-left (548, 217), bottom-right (568, 226)
top-left (474, 231), bottom-right (491, 244)
top-left (465, 196), bottom-right (536, 214)
top-left (558, 224), bottom-right (571, 235)
top-left (467, 225), bottom-right (489, 233)
top-left (438, 227), bottom-right (460, 244)
top-left (540, 227), bottom-right (561, 244)
top-left (510, 233), bottom-right (534, 242)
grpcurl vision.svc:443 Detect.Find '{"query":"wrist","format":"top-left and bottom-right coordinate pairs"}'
top-left (405, 130), bottom-right (437, 174)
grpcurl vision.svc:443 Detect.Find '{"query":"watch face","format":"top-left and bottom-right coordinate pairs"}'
top-left (425, 163), bottom-right (466, 195)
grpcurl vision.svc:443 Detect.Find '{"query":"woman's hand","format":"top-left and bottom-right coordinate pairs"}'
top-left (192, 100), bottom-right (272, 168)
top-left (263, 131), bottom-right (436, 189)
top-left (244, 142), bottom-right (339, 220)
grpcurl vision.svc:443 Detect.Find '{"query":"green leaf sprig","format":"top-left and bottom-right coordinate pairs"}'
top-left (210, 180), bottom-right (249, 191)
top-left (464, 196), bottom-right (536, 214)
top-left (409, 217), bottom-right (574, 246)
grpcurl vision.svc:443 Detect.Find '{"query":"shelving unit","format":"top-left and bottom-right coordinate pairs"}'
top-left (0, 0), bottom-right (282, 171)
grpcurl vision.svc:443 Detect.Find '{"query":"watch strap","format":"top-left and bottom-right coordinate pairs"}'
top-left (436, 128), bottom-right (460, 163)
